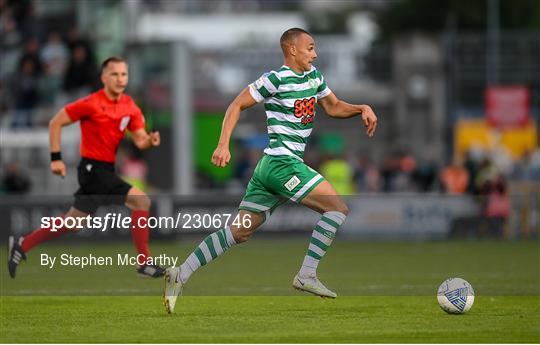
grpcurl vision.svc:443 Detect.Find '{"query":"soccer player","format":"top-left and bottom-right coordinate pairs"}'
top-left (8, 56), bottom-right (165, 278)
top-left (164, 28), bottom-right (377, 312)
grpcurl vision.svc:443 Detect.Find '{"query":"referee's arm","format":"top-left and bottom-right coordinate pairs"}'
top-left (131, 128), bottom-right (160, 150)
top-left (49, 109), bottom-right (74, 176)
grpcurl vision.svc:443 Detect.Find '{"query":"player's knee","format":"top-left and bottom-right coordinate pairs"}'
top-left (236, 228), bottom-right (253, 243)
top-left (337, 203), bottom-right (349, 216)
top-left (131, 193), bottom-right (151, 210)
top-left (325, 200), bottom-right (348, 216)
top-left (231, 226), bottom-right (256, 243)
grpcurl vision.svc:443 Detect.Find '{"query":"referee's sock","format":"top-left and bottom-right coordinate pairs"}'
top-left (131, 210), bottom-right (151, 262)
top-left (21, 214), bottom-right (70, 253)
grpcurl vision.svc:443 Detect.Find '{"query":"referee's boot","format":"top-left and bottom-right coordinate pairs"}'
top-left (8, 236), bottom-right (26, 278)
top-left (137, 264), bottom-right (165, 278)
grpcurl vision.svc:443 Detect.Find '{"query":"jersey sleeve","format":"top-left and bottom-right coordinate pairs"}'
top-left (128, 102), bottom-right (145, 132)
top-left (64, 96), bottom-right (94, 121)
top-left (316, 72), bottom-right (332, 99)
top-left (248, 71), bottom-right (281, 103)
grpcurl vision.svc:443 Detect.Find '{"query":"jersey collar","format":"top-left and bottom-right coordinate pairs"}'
top-left (99, 88), bottom-right (123, 104)
top-left (281, 65), bottom-right (315, 76)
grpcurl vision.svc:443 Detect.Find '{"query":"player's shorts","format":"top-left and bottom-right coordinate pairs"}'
top-left (239, 154), bottom-right (325, 219)
top-left (73, 158), bottom-right (132, 214)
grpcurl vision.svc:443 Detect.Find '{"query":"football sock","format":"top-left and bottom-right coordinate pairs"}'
top-left (179, 226), bottom-right (236, 284)
top-left (130, 210), bottom-right (151, 262)
top-left (299, 211), bottom-right (346, 277)
top-left (21, 215), bottom-right (70, 253)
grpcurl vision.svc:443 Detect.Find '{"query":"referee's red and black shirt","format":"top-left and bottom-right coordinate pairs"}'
top-left (65, 89), bottom-right (145, 163)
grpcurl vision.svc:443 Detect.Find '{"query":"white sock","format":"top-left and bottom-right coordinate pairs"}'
top-left (299, 211), bottom-right (346, 277)
top-left (179, 226), bottom-right (236, 284)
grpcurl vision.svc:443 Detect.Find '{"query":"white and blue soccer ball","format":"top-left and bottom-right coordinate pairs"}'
top-left (437, 278), bottom-right (475, 314)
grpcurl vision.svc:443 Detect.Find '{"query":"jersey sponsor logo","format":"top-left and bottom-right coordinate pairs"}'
top-left (119, 116), bottom-right (130, 131)
top-left (294, 97), bottom-right (316, 125)
top-left (284, 175), bottom-right (301, 191)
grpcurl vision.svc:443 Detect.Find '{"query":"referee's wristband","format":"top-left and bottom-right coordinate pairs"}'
top-left (50, 152), bottom-right (62, 162)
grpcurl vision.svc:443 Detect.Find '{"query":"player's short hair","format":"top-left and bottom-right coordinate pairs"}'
top-left (101, 56), bottom-right (127, 72)
top-left (280, 28), bottom-right (311, 52)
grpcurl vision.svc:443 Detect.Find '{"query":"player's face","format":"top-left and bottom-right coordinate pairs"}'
top-left (101, 62), bottom-right (128, 96)
top-left (295, 34), bottom-right (317, 71)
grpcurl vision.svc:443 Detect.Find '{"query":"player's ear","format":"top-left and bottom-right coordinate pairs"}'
top-left (290, 44), bottom-right (297, 56)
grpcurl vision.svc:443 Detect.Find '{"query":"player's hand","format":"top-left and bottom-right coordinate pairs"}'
top-left (211, 145), bottom-right (231, 167)
top-left (51, 160), bottom-right (66, 177)
top-left (361, 105), bottom-right (377, 137)
top-left (149, 131), bottom-right (160, 147)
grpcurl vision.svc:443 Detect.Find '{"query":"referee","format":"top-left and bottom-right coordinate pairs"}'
top-left (8, 57), bottom-right (165, 278)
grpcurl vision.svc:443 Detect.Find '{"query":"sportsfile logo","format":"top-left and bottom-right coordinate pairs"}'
top-left (41, 213), bottom-right (252, 232)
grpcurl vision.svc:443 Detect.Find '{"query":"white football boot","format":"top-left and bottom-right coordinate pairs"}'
top-left (163, 267), bottom-right (183, 313)
top-left (292, 274), bottom-right (337, 298)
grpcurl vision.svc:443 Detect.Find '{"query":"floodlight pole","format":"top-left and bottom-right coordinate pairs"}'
top-left (172, 41), bottom-right (194, 195)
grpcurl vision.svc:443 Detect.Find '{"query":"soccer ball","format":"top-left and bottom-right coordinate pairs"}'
top-left (437, 277), bottom-right (475, 314)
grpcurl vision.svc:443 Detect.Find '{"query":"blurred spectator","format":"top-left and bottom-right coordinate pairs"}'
top-left (440, 157), bottom-right (469, 194)
top-left (354, 154), bottom-right (380, 193)
top-left (482, 175), bottom-right (511, 237)
top-left (318, 133), bottom-right (355, 194)
top-left (380, 153), bottom-right (399, 193)
top-left (119, 144), bottom-right (149, 192)
top-left (464, 149), bottom-right (482, 194)
top-left (0, 2), bottom-right (21, 46)
top-left (1, 0), bottom-right (37, 41)
top-left (40, 31), bottom-right (69, 105)
top-left (412, 158), bottom-right (438, 192)
top-left (320, 153), bottom-right (355, 195)
top-left (6, 0), bottom-right (42, 41)
top-left (18, 37), bottom-right (43, 77)
top-left (63, 44), bottom-right (98, 100)
top-left (513, 150), bottom-right (540, 182)
top-left (475, 158), bottom-right (499, 193)
top-left (67, 27), bottom-right (95, 60)
top-left (234, 145), bottom-right (252, 183)
top-left (474, 158), bottom-right (510, 237)
top-left (380, 151), bottom-right (414, 192)
top-left (1, 162), bottom-right (31, 194)
top-left (490, 146), bottom-right (514, 177)
top-left (11, 58), bottom-right (39, 127)
top-left (235, 134), bottom-right (265, 183)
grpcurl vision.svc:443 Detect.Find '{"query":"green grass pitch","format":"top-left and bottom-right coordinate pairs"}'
top-left (1, 239), bottom-right (539, 343)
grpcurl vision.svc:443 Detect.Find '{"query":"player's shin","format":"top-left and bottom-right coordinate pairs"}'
top-left (299, 211), bottom-right (346, 277)
top-left (179, 226), bottom-right (236, 284)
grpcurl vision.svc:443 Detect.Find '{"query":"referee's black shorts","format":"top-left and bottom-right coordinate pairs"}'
top-left (73, 158), bottom-right (132, 214)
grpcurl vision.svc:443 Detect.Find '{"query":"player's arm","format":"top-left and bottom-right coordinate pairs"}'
top-left (49, 108), bottom-right (75, 177)
top-left (131, 128), bottom-right (160, 150)
top-left (318, 92), bottom-right (378, 137)
top-left (212, 87), bottom-right (257, 167)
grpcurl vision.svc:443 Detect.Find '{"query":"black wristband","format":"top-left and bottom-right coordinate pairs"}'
top-left (50, 152), bottom-right (62, 162)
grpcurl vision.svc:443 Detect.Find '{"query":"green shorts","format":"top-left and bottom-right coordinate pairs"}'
top-left (239, 154), bottom-right (325, 218)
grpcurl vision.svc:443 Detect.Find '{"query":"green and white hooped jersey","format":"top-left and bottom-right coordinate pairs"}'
top-left (248, 65), bottom-right (332, 162)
